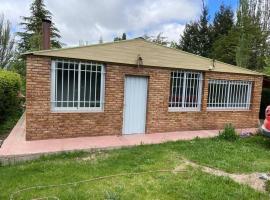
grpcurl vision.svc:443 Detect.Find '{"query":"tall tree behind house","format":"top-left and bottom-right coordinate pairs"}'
top-left (17, 0), bottom-right (61, 52)
top-left (248, 0), bottom-right (270, 33)
top-left (179, 22), bottom-right (200, 54)
top-left (247, 0), bottom-right (270, 71)
top-left (114, 33), bottom-right (127, 41)
top-left (0, 15), bottom-right (14, 68)
top-left (211, 4), bottom-right (236, 64)
top-left (212, 4), bottom-right (234, 40)
top-left (236, 0), bottom-right (269, 70)
top-left (179, 1), bottom-right (212, 57)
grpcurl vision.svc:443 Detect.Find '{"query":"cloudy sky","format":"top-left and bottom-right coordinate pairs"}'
top-left (0, 0), bottom-right (238, 47)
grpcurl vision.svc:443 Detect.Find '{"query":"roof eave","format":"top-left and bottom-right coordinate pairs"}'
top-left (26, 53), bottom-right (262, 76)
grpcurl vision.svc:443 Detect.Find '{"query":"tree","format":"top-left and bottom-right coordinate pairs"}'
top-left (179, 1), bottom-right (212, 57)
top-left (122, 33), bottom-right (126, 40)
top-left (247, 0), bottom-right (270, 32)
top-left (98, 36), bottom-right (103, 44)
top-left (265, 57), bottom-right (270, 75)
top-left (211, 28), bottom-right (239, 65)
top-left (0, 15), bottom-right (14, 68)
top-left (114, 33), bottom-right (127, 41)
top-left (170, 41), bottom-right (179, 49)
top-left (142, 32), bottom-right (169, 46)
top-left (197, 1), bottom-right (212, 57)
top-left (150, 33), bottom-right (169, 46)
top-left (210, 0), bottom-right (269, 69)
top-left (9, 56), bottom-right (26, 77)
top-left (179, 22), bottom-right (200, 54)
top-left (211, 4), bottom-right (236, 63)
top-left (235, 0), bottom-right (269, 70)
top-left (212, 4), bottom-right (234, 40)
top-left (17, 0), bottom-right (61, 52)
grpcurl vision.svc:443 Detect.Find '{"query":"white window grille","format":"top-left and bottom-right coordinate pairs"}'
top-left (207, 80), bottom-right (252, 110)
top-left (51, 60), bottom-right (105, 112)
top-left (169, 71), bottom-right (203, 111)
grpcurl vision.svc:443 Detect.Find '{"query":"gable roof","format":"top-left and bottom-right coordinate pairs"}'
top-left (24, 38), bottom-right (262, 76)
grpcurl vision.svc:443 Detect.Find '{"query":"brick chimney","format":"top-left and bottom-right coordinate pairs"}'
top-left (41, 19), bottom-right (51, 50)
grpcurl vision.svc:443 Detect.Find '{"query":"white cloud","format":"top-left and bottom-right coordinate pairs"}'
top-left (0, 0), bottom-right (31, 32)
top-left (147, 23), bottom-right (186, 42)
top-left (0, 0), bottom-right (202, 46)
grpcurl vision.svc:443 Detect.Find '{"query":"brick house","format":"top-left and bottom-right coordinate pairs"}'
top-left (25, 37), bottom-right (263, 140)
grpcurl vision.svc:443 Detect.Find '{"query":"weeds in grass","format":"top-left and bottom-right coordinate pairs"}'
top-left (265, 180), bottom-right (270, 193)
top-left (217, 124), bottom-right (239, 141)
top-left (104, 191), bottom-right (121, 200)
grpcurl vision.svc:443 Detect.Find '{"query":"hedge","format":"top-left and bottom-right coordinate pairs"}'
top-left (0, 70), bottom-right (22, 122)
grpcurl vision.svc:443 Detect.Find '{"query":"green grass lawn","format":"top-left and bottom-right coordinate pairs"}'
top-left (1, 136), bottom-right (270, 199)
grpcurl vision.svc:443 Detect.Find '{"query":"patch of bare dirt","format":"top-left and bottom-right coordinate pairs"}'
top-left (77, 151), bottom-right (109, 162)
top-left (175, 159), bottom-right (267, 192)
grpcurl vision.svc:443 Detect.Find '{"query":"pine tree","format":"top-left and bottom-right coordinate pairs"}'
top-left (122, 33), bottom-right (127, 40)
top-left (212, 4), bottom-right (234, 40)
top-left (17, 0), bottom-right (61, 52)
top-left (113, 36), bottom-right (121, 41)
top-left (236, 0), bottom-right (268, 70)
top-left (114, 33), bottom-right (127, 41)
top-left (210, 0), bottom-right (269, 69)
top-left (179, 1), bottom-right (211, 57)
top-left (211, 4), bottom-right (236, 64)
top-left (212, 28), bottom-right (239, 65)
top-left (179, 22), bottom-right (200, 54)
top-left (197, 2), bottom-right (212, 57)
top-left (170, 41), bottom-right (179, 49)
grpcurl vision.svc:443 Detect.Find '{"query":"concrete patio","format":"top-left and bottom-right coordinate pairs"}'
top-left (0, 114), bottom-right (258, 164)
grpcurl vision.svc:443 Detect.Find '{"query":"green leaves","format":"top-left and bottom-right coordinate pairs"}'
top-left (0, 15), bottom-right (15, 69)
top-left (180, 4), bottom-right (211, 57)
top-left (17, 0), bottom-right (62, 52)
top-left (217, 124), bottom-right (239, 142)
top-left (178, 1), bottom-right (269, 71)
top-left (0, 70), bottom-right (22, 122)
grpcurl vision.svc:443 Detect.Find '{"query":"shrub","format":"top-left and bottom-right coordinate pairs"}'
top-left (217, 124), bottom-right (239, 141)
top-left (0, 70), bottom-right (22, 122)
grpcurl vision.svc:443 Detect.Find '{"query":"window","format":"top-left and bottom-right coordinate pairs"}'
top-left (51, 60), bottom-right (105, 112)
top-left (169, 71), bottom-right (203, 111)
top-left (207, 80), bottom-right (252, 110)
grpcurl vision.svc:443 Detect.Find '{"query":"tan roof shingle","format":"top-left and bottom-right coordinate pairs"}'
top-left (24, 38), bottom-right (262, 76)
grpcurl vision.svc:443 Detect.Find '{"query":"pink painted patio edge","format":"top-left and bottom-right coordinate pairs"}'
top-left (0, 114), bottom-right (258, 159)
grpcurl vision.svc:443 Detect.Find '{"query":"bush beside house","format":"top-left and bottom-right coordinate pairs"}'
top-left (218, 124), bottom-right (239, 141)
top-left (0, 70), bottom-right (22, 135)
top-left (0, 70), bottom-right (22, 120)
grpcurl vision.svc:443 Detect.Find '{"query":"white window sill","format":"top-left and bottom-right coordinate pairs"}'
top-left (168, 107), bottom-right (201, 112)
top-left (51, 108), bottom-right (104, 113)
top-left (206, 108), bottom-right (251, 112)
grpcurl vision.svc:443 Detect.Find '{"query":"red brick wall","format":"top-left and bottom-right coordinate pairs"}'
top-left (26, 56), bottom-right (263, 140)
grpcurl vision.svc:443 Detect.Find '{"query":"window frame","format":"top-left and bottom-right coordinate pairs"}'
top-left (207, 79), bottom-right (252, 111)
top-left (50, 60), bottom-right (106, 112)
top-left (168, 70), bottom-right (203, 112)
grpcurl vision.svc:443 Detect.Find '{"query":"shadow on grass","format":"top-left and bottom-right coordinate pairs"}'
top-left (0, 110), bottom-right (23, 140)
